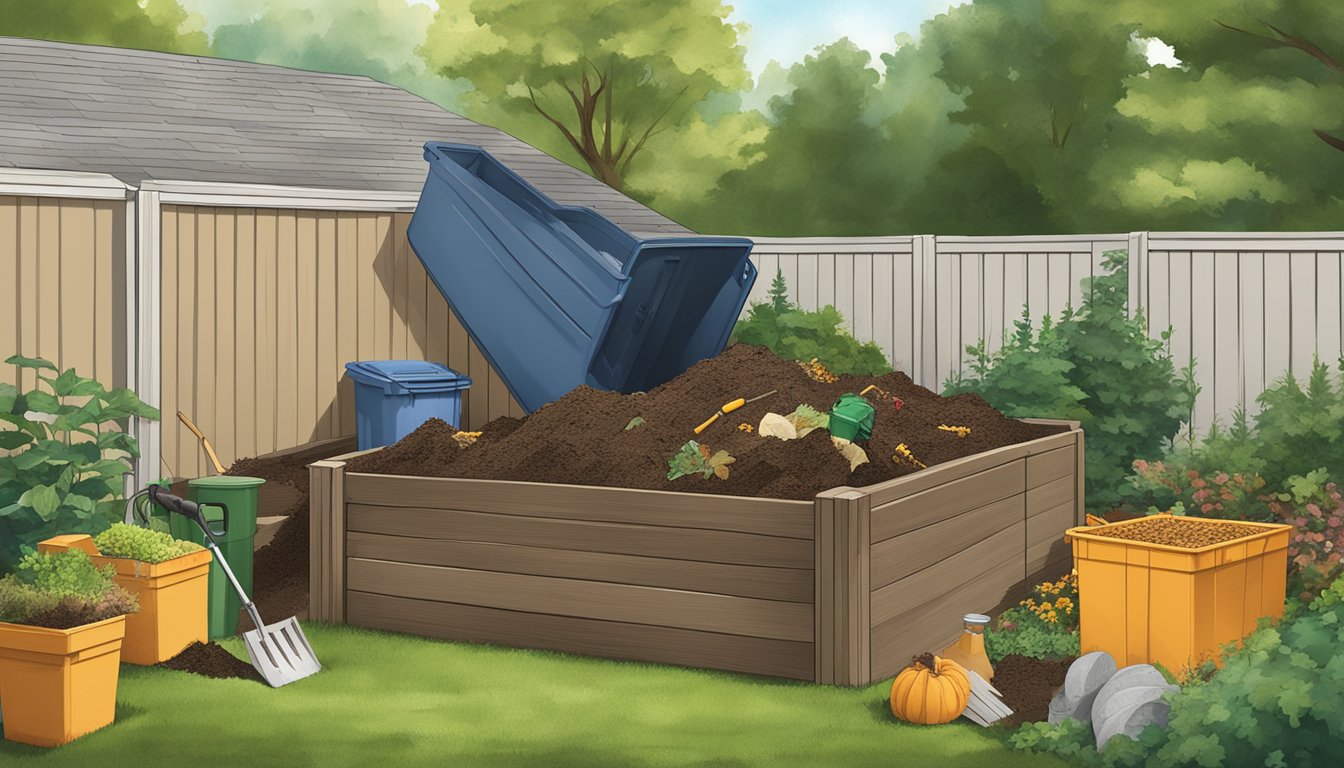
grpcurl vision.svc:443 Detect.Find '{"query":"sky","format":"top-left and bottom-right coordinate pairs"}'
top-left (725, 0), bottom-right (969, 75)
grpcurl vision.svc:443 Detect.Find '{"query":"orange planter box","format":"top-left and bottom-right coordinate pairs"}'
top-left (0, 616), bottom-right (126, 747)
top-left (39, 535), bottom-right (210, 665)
top-left (1066, 516), bottom-right (1291, 672)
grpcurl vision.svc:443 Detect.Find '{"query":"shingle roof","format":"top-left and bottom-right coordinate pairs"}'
top-left (0, 37), bottom-right (689, 235)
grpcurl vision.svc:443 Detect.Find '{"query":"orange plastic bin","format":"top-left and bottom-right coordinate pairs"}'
top-left (1066, 515), bottom-right (1291, 672)
top-left (0, 616), bottom-right (126, 747)
top-left (39, 535), bottom-right (210, 665)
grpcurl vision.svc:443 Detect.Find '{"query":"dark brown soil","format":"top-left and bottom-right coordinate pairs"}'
top-left (346, 345), bottom-right (1067, 500)
top-left (157, 641), bottom-right (262, 682)
top-left (993, 654), bottom-right (1074, 728)
top-left (21, 591), bottom-right (139, 630)
top-left (226, 452), bottom-right (315, 633)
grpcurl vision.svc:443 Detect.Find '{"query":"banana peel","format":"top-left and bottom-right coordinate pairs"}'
top-left (831, 436), bottom-right (869, 471)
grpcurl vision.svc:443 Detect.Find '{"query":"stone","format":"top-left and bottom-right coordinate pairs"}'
top-left (1047, 651), bottom-right (1118, 726)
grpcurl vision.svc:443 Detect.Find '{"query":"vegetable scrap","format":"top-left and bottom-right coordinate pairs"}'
top-left (938, 424), bottom-right (972, 438)
top-left (893, 442), bottom-right (927, 469)
top-left (737, 423), bottom-right (754, 432)
top-left (798, 357), bottom-right (839, 383)
top-left (624, 416), bottom-right (646, 431)
top-left (452, 430), bottom-right (483, 447)
top-left (667, 440), bottom-right (736, 481)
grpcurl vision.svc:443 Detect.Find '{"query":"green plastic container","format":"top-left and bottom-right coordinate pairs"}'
top-left (171, 476), bottom-right (265, 639)
top-left (829, 393), bottom-right (876, 442)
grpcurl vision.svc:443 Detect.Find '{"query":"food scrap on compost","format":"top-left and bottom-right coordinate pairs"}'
top-left (344, 345), bottom-right (1067, 500)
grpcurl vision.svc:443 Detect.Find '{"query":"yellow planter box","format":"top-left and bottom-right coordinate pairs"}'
top-left (1066, 515), bottom-right (1291, 672)
top-left (0, 615), bottom-right (126, 747)
top-left (39, 535), bottom-right (210, 665)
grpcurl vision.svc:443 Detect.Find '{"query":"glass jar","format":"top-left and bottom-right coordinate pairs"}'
top-left (939, 613), bottom-right (994, 682)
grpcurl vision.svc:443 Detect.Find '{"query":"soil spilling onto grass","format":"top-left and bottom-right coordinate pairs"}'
top-left (225, 452), bottom-right (316, 632)
top-left (157, 641), bottom-right (262, 682)
top-left (346, 344), bottom-right (1067, 500)
top-left (992, 654), bottom-right (1074, 728)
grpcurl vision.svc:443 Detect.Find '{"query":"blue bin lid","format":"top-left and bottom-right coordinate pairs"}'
top-left (344, 360), bottom-right (472, 396)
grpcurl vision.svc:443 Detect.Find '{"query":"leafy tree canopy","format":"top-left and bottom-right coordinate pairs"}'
top-left (0, 0), bottom-right (208, 54)
top-left (420, 0), bottom-right (751, 191)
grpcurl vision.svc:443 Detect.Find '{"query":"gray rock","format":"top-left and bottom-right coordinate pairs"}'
top-left (1091, 665), bottom-right (1178, 751)
top-left (1095, 698), bottom-right (1173, 751)
top-left (1047, 651), bottom-right (1118, 726)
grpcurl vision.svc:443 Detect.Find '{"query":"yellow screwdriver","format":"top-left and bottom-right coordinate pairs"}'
top-left (694, 390), bottom-right (777, 435)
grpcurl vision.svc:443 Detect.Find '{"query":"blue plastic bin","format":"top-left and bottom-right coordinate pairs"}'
top-left (345, 360), bottom-right (472, 449)
top-left (407, 142), bottom-right (757, 413)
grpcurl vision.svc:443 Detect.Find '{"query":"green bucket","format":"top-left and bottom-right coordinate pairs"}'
top-left (171, 475), bottom-right (265, 639)
top-left (829, 393), bottom-right (876, 442)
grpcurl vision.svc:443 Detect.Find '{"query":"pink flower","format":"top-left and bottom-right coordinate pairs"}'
top-left (1296, 517), bottom-right (1309, 527)
top-left (1202, 503), bottom-right (1215, 513)
top-left (1329, 517), bottom-right (1341, 528)
top-left (1214, 472), bottom-right (1230, 485)
top-left (1187, 470), bottom-right (1200, 480)
top-left (1308, 504), bottom-right (1324, 518)
top-left (1133, 460), bottom-right (1149, 473)
top-left (1192, 478), bottom-right (1207, 489)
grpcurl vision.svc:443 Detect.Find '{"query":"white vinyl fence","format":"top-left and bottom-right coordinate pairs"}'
top-left (736, 232), bottom-right (1344, 435)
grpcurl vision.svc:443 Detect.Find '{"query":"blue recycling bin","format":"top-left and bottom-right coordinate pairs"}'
top-left (407, 142), bottom-right (757, 413)
top-left (345, 360), bottom-right (472, 449)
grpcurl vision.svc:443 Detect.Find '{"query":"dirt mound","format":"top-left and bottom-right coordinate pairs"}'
top-left (992, 654), bottom-right (1074, 728)
top-left (346, 344), bottom-right (1066, 500)
top-left (225, 451), bottom-right (314, 632)
top-left (157, 641), bottom-right (262, 682)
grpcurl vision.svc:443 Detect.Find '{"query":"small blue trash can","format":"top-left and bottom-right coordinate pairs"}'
top-left (345, 360), bottom-right (472, 449)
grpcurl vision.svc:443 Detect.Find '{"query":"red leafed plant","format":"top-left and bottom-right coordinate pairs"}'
top-left (1266, 469), bottom-right (1344, 601)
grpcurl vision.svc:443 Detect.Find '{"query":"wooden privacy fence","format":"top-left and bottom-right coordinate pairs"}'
top-left (739, 232), bottom-right (1344, 434)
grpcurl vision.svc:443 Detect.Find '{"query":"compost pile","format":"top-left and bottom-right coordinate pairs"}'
top-left (347, 344), bottom-right (1067, 500)
top-left (157, 641), bottom-right (262, 682)
top-left (225, 451), bottom-right (314, 631)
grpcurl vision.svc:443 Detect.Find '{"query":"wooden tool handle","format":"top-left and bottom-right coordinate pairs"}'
top-left (720, 398), bottom-right (746, 414)
top-left (693, 412), bottom-right (721, 435)
top-left (177, 411), bottom-right (206, 439)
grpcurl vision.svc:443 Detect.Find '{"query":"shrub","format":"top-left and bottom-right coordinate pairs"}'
top-left (985, 571), bottom-right (1080, 663)
top-left (1252, 357), bottom-right (1344, 492)
top-left (1126, 461), bottom-right (1272, 522)
top-left (731, 268), bottom-right (890, 375)
top-left (1266, 470), bottom-right (1344, 602)
top-left (945, 251), bottom-right (1198, 511)
top-left (0, 355), bottom-right (160, 573)
top-left (93, 523), bottom-right (202, 564)
top-left (0, 549), bottom-right (137, 629)
top-left (1009, 573), bottom-right (1344, 767)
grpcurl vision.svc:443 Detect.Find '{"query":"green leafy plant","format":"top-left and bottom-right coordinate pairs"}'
top-left (1251, 357), bottom-right (1344, 493)
top-left (667, 441), bottom-right (736, 481)
top-left (731, 268), bottom-right (890, 376)
top-left (0, 355), bottom-right (160, 573)
top-left (624, 416), bottom-right (645, 431)
top-left (93, 523), bottom-right (202, 564)
top-left (0, 548), bottom-right (138, 629)
top-left (945, 251), bottom-right (1198, 511)
top-left (1127, 461), bottom-right (1272, 522)
top-left (786, 404), bottom-right (830, 432)
top-left (985, 571), bottom-right (1080, 663)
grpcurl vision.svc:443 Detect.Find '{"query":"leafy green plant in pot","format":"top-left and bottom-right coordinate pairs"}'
top-left (0, 355), bottom-right (160, 574)
top-left (0, 548), bottom-right (139, 747)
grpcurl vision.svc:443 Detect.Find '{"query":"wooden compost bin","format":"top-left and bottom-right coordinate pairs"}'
top-left (310, 419), bottom-right (1083, 686)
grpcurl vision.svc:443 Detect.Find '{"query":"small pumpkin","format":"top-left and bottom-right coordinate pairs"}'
top-left (890, 652), bottom-right (971, 725)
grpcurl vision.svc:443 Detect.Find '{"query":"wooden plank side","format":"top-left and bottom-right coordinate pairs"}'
top-left (0, 199), bottom-right (16, 385)
top-left (196, 209), bottom-right (218, 475)
top-left (35, 199), bottom-right (60, 376)
top-left (213, 209), bottom-right (236, 467)
top-left (346, 532), bottom-right (813, 603)
top-left (346, 591), bottom-right (814, 680)
top-left (58, 200), bottom-right (95, 387)
top-left (233, 210), bottom-right (257, 460)
top-left (870, 553), bottom-right (1024, 680)
top-left (334, 213), bottom-right (359, 436)
top-left (1026, 446), bottom-right (1074, 489)
top-left (343, 473), bottom-right (814, 539)
top-left (254, 210), bottom-right (278, 455)
top-left (315, 213), bottom-right (338, 440)
top-left (865, 429), bottom-right (1073, 508)
top-left (346, 504), bottom-right (811, 569)
top-left (295, 212), bottom-right (319, 441)
top-left (346, 558), bottom-right (812, 642)
top-left (15, 198), bottom-right (38, 391)
top-left (174, 208), bottom-right (199, 478)
top-left (274, 211), bottom-right (299, 451)
top-left (308, 461), bottom-right (332, 620)
top-left (871, 520), bottom-right (1026, 627)
top-left (1026, 476), bottom-right (1074, 518)
top-left (871, 493), bottom-right (1025, 589)
top-left (1026, 501), bottom-right (1074, 573)
top-left (871, 460), bottom-right (1026, 543)
top-left (814, 494), bottom-right (834, 684)
top-left (159, 208), bottom-right (179, 475)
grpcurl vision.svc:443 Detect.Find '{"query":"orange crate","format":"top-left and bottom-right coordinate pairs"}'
top-left (39, 535), bottom-right (210, 665)
top-left (0, 616), bottom-right (126, 747)
top-left (1066, 515), bottom-right (1291, 672)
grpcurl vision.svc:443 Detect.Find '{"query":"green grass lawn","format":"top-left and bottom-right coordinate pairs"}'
top-left (0, 624), bottom-right (1066, 768)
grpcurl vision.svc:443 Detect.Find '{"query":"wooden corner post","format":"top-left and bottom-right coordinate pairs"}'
top-left (814, 488), bottom-right (872, 686)
top-left (309, 459), bottom-right (347, 623)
